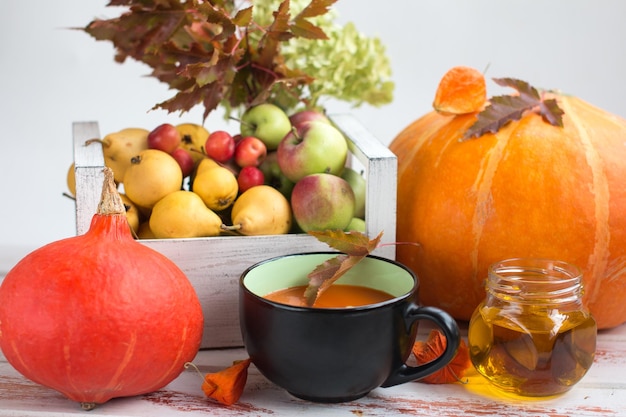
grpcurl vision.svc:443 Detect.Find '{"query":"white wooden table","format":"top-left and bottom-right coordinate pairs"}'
top-left (1, 319), bottom-right (625, 416)
top-left (2, 246), bottom-right (626, 417)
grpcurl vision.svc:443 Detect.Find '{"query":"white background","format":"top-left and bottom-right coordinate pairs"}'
top-left (1, 0), bottom-right (625, 252)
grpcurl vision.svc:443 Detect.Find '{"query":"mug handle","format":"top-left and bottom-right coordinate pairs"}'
top-left (381, 305), bottom-right (460, 387)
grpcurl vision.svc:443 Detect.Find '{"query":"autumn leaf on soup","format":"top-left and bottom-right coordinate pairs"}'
top-left (304, 230), bottom-right (383, 306)
top-left (201, 358), bottom-right (252, 406)
top-left (412, 330), bottom-right (471, 384)
top-left (463, 77), bottom-right (565, 140)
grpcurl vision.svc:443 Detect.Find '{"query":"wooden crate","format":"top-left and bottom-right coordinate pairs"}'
top-left (72, 114), bottom-right (397, 348)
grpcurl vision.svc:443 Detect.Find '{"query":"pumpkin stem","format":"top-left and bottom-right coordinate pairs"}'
top-left (98, 167), bottom-right (126, 216)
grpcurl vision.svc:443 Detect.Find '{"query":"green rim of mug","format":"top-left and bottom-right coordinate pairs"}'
top-left (242, 253), bottom-right (415, 300)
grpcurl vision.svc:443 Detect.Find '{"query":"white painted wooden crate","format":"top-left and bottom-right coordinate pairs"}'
top-left (72, 114), bottom-right (397, 349)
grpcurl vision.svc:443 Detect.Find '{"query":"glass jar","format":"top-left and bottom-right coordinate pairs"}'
top-left (468, 258), bottom-right (597, 397)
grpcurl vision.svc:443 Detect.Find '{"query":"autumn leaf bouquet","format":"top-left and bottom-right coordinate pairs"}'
top-left (83, 0), bottom-right (394, 120)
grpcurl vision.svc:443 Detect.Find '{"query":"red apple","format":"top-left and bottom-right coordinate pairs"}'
top-left (288, 109), bottom-right (330, 128)
top-left (235, 136), bottom-right (267, 167)
top-left (148, 123), bottom-right (181, 154)
top-left (290, 173), bottom-right (355, 232)
top-left (170, 147), bottom-right (195, 178)
top-left (205, 130), bottom-right (236, 162)
top-left (277, 121), bottom-right (348, 183)
top-left (237, 166), bottom-right (265, 193)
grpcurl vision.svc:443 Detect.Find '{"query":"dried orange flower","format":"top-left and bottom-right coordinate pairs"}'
top-left (201, 358), bottom-right (252, 406)
top-left (433, 66), bottom-right (487, 115)
top-left (412, 329), bottom-right (471, 384)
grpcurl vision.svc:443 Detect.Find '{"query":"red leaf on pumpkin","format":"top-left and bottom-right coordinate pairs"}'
top-left (412, 329), bottom-right (471, 384)
top-left (201, 358), bottom-right (251, 406)
top-left (462, 77), bottom-right (565, 140)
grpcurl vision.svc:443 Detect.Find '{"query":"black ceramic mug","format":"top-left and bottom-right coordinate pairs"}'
top-left (239, 252), bottom-right (460, 403)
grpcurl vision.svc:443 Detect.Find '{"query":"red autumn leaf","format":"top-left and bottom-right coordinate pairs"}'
top-left (82, 0), bottom-right (333, 121)
top-left (412, 329), bottom-right (471, 384)
top-left (201, 358), bottom-right (252, 406)
top-left (463, 77), bottom-right (565, 140)
top-left (304, 230), bottom-right (383, 306)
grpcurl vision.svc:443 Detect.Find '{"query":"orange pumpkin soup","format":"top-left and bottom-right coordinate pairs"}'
top-left (264, 284), bottom-right (395, 308)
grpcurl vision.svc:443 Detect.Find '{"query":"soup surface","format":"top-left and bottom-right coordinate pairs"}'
top-left (264, 284), bottom-right (395, 308)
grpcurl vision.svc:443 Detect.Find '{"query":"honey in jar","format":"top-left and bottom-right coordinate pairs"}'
top-left (468, 258), bottom-right (597, 397)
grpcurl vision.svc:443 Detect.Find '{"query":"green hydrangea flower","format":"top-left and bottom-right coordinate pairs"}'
top-left (251, 0), bottom-right (394, 110)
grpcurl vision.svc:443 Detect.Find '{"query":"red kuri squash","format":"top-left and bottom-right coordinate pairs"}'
top-left (0, 168), bottom-right (204, 409)
top-left (390, 69), bottom-right (626, 329)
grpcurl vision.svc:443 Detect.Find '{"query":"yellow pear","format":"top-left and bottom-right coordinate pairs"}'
top-left (150, 190), bottom-right (222, 238)
top-left (123, 149), bottom-right (183, 209)
top-left (225, 185), bottom-right (292, 235)
top-left (119, 193), bottom-right (141, 235)
top-left (137, 221), bottom-right (156, 239)
top-left (88, 128), bottom-right (149, 183)
top-left (176, 123), bottom-right (209, 164)
top-left (195, 157), bottom-right (220, 175)
top-left (192, 166), bottom-right (239, 211)
top-left (66, 163), bottom-right (76, 196)
top-left (189, 156), bottom-right (220, 187)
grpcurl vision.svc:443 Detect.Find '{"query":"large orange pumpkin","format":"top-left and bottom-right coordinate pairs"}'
top-left (390, 85), bottom-right (626, 329)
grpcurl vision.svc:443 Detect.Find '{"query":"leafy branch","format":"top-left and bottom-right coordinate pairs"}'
top-left (81, 0), bottom-right (393, 121)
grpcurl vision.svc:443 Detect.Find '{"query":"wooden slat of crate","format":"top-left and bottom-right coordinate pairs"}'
top-left (72, 114), bottom-right (397, 348)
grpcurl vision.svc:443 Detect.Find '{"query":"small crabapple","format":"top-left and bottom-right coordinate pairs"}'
top-left (237, 166), bottom-right (265, 193)
top-left (235, 136), bottom-right (267, 167)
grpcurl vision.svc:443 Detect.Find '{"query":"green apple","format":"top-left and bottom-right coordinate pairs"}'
top-left (240, 103), bottom-right (292, 150)
top-left (290, 173), bottom-right (355, 232)
top-left (341, 167), bottom-right (366, 219)
top-left (259, 151), bottom-right (295, 199)
top-left (345, 217), bottom-right (366, 233)
top-left (277, 121), bottom-right (348, 183)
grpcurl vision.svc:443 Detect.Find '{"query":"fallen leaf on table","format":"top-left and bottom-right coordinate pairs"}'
top-left (201, 358), bottom-right (252, 405)
top-left (412, 329), bottom-right (471, 384)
